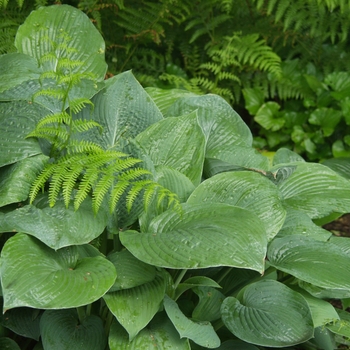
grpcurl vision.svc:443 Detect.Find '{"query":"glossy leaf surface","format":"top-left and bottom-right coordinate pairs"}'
top-left (121, 203), bottom-right (267, 273)
top-left (0, 234), bottom-right (116, 310)
top-left (221, 280), bottom-right (313, 346)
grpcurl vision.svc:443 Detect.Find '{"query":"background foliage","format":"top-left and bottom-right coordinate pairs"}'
top-left (2, 0), bottom-right (350, 159)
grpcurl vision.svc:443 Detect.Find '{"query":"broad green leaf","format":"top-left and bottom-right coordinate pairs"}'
top-left (0, 234), bottom-right (116, 310)
top-left (0, 53), bottom-right (42, 98)
top-left (308, 107), bottom-right (342, 136)
top-left (165, 94), bottom-right (253, 150)
top-left (242, 87), bottom-right (265, 115)
top-left (175, 277), bottom-right (221, 301)
top-left (277, 209), bottom-right (332, 241)
top-left (164, 295), bottom-right (220, 348)
top-left (15, 5), bottom-right (106, 80)
top-left (0, 101), bottom-right (44, 167)
top-left (273, 148), bottom-right (305, 165)
top-left (0, 154), bottom-right (48, 207)
top-left (0, 193), bottom-right (108, 250)
top-left (40, 309), bottom-right (106, 350)
top-left (187, 171), bottom-right (286, 240)
top-left (136, 111), bottom-right (205, 186)
top-left (313, 327), bottom-right (337, 350)
top-left (74, 71), bottom-right (163, 148)
top-left (209, 340), bottom-right (260, 350)
top-left (104, 271), bottom-right (167, 340)
top-left (121, 203), bottom-right (267, 273)
top-left (329, 236), bottom-right (350, 254)
top-left (326, 308), bottom-right (350, 339)
top-left (254, 102), bottom-right (285, 131)
top-left (192, 287), bottom-right (225, 322)
top-left (288, 286), bottom-right (339, 328)
top-left (107, 250), bottom-right (156, 292)
top-left (322, 157), bottom-right (350, 180)
top-left (109, 313), bottom-right (190, 350)
top-left (139, 165), bottom-right (196, 232)
top-left (277, 162), bottom-right (350, 219)
top-left (206, 144), bottom-right (270, 172)
top-left (221, 280), bottom-right (313, 347)
top-left (1, 307), bottom-right (42, 340)
top-left (268, 235), bottom-right (350, 291)
top-left (298, 280), bottom-right (350, 300)
top-left (145, 87), bottom-right (197, 115)
top-left (0, 338), bottom-right (20, 350)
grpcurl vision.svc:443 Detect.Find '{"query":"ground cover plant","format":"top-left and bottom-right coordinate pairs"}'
top-left (1, 5), bottom-right (350, 350)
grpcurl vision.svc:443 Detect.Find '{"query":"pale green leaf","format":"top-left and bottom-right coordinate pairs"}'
top-left (104, 271), bottom-right (167, 340)
top-left (0, 154), bottom-right (48, 207)
top-left (277, 162), bottom-right (350, 219)
top-left (221, 280), bottom-right (313, 347)
top-left (74, 71), bottom-right (163, 148)
top-left (165, 94), bottom-right (253, 150)
top-left (107, 250), bottom-right (156, 292)
top-left (322, 157), bottom-right (350, 180)
top-left (268, 235), bottom-right (350, 291)
top-left (0, 338), bottom-right (20, 350)
top-left (109, 313), bottom-right (190, 350)
top-left (0, 234), bottom-right (116, 310)
top-left (164, 295), bottom-right (220, 348)
top-left (121, 203), bottom-right (267, 273)
top-left (0, 101), bottom-right (44, 167)
top-left (136, 111), bottom-right (205, 186)
top-left (0, 193), bottom-right (108, 250)
top-left (188, 171), bottom-right (286, 240)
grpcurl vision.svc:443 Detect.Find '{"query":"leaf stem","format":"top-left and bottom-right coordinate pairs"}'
top-left (173, 269), bottom-right (187, 290)
top-left (76, 306), bottom-right (86, 323)
top-left (104, 310), bottom-right (114, 335)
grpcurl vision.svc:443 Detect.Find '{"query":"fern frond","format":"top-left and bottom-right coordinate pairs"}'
top-left (66, 140), bottom-right (104, 154)
top-left (62, 164), bottom-right (84, 208)
top-left (69, 98), bottom-right (95, 115)
top-left (75, 170), bottom-right (99, 210)
top-left (37, 112), bottom-right (71, 128)
top-left (33, 88), bottom-right (66, 100)
top-left (48, 165), bottom-right (67, 207)
top-left (92, 171), bottom-right (115, 213)
top-left (109, 181), bottom-right (130, 212)
top-left (27, 126), bottom-right (69, 144)
top-left (126, 179), bottom-right (154, 212)
top-left (29, 163), bottom-right (56, 203)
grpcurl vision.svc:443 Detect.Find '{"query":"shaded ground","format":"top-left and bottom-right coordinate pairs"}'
top-left (324, 214), bottom-right (350, 237)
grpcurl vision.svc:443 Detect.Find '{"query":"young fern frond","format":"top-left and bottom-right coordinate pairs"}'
top-left (92, 171), bottom-right (115, 214)
top-left (69, 98), bottom-right (95, 115)
top-left (36, 112), bottom-right (71, 128)
top-left (126, 179), bottom-right (154, 212)
top-left (62, 164), bottom-right (84, 208)
top-left (48, 166), bottom-right (67, 207)
top-left (29, 163), bottom-right (56, 202)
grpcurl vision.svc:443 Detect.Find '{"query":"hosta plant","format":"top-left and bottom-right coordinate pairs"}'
top-left (0, 5), bottom-right (350, 350)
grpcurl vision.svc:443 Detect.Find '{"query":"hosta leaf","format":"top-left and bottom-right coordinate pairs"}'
top-left (121, 203), bottom-right (267, 273)
top-left (104, 271), bottom-right (167, 340)
top-left (40, 309), bottom-right (106, 350)
top-left (165, 94), bottom-right (253, 150)
top-left (192, 287), bottom-right (225, 322)
top-left (1, 307), bottom-right (42, 340)
top-left (205, 145), bottom-right (270, 172)
top-left (322, 157), bottom-right (350, 180)
top-left (0, 193), bottom-right (108, 250)
top-left (326, 308), bottom-right (350, 339)
top-left (277, 209), bottom-right (332, 241)
top-left (308, 108), bottom-right (342, 136)
top-left (0, 101), bottom-right (44, 167)
top-left (74, 71), bottom-right (163, 148)
top-left (298, 280), bottom-right (350, 300)
top-left (107, 250), bottom-right (156, 292)
top-left (0, 234), bottom-right (116, 310)
top-left (15, 5), bottom-right (106, 81)
top-left (145, 87), bottom-right (197, 115)
top-left (175, 277), bottom-right (221, 301)
top-left (136, 111), bottom-right (205, 186)
top-left (273, 148), bottom-right (305, 165)
top-left (187, 171), bottom-right (286, 240)
top-left (268, 235), bottom-right (350, 291)
top-left (242, 87), bottom-right (265, 115)
top-left (221, 280), bottom-right (313, 347)
top-left (0, 338), bottom-right (20, 350)
top-left (288, 286), bottom-right (339, 328)
top-left (109, 313), bottom-right (191, 350)
top-left (277, 162), bottom-right (350, 219)
top-left (0, 154), bottom-right (48, 207)
top-left (164, 295), bottom-right (220, 348)
top-left (254, 102), bottom-right (285, 131)
top-left (0, 53), bottom-right (42, 98)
